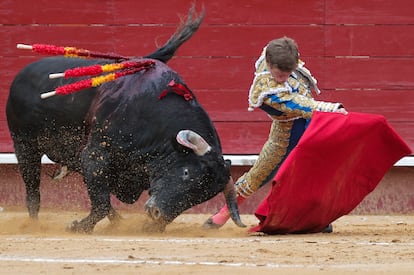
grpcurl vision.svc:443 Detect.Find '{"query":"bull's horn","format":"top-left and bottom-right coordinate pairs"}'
top-left (176, 130), bottom-right (211, 156)
top-left (223, 176), bottom-right (246, 228)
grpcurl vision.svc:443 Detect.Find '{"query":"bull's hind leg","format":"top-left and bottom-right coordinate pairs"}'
top-left (14, 139), bottom-right (42, 218)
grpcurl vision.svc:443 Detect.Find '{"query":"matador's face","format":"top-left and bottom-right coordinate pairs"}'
top-left (268, 65), bottom-right (292, 84)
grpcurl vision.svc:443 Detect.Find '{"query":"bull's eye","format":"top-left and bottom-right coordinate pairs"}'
top-left (183, 168), bottom-right (190, 179)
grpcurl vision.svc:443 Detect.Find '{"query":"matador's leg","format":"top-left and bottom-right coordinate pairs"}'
top-left (235, 120), bottom-right (293, 197)
top-left (203, 120), bottom-right (294, 229)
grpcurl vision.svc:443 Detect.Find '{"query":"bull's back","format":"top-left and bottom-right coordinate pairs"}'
top-left (6, 57), bottom-right (105, 166)
top-left (7, 57), bottom-right (104, 130)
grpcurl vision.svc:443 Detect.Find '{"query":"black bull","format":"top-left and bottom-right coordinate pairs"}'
top-left (6, 7), bottom-right (245, 233)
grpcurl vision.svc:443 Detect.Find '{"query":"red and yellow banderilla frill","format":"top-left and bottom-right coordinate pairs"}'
top-left (17, 43), bottom-right (128, 60)
top-left (16, 43), bottom-right (155, 99)
top-left (41, 61), bottom-right (155, 99)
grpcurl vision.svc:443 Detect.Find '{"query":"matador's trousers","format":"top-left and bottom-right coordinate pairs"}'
top-left (235, 117), bottom-right (309, 198)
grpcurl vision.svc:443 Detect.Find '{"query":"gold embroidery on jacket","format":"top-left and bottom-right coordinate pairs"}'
top-left (235, 120), bottom-right (292, 197)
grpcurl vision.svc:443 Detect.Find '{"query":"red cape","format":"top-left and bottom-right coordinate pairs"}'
top-left (250, 112), bottom-right (412, 234)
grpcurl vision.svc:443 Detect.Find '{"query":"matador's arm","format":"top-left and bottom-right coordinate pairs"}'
top-left (263, 91), bottom-right (343, 119)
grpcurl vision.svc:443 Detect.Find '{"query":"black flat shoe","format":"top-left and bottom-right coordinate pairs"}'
top-left (321, 223), bottom-right (333, 233)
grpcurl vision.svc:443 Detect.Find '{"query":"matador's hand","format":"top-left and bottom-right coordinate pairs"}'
top-left (337, 108), bottom-right (348, 115)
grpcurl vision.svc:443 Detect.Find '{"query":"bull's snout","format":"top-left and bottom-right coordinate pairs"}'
top-left (145, 203), bottom-right (162, 220)
top-left (144, 196), bottom-right (162, 220)
top-left (143, 196), bottom-right (169, 233)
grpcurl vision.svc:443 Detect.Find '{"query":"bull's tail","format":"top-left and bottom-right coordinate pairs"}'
top-left (144, 4), bottom-right (205, 63)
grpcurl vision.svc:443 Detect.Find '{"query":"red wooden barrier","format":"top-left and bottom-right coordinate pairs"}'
top-left (1, 165), bottom-right (413, 214)
top-left (325, 0), bottom-right (414, 24)
top-left (0, 0), bottom-right (325, 25)
top-left (1, 0), bottom-right (413, 154)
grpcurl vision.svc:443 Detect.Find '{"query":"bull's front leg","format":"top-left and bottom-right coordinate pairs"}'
top-left (68, 150), bottom-right (114, 233)
top-left (67, 189), bottom-right (111, 233)
top-left (68, 204), bottom-right (121, 234)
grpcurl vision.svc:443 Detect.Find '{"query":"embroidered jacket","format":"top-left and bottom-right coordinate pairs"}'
top-left (248, 47), bottom-right (341, 121)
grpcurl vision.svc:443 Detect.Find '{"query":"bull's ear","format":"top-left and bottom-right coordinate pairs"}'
top-left (176, 130), bottom-right (211, 156)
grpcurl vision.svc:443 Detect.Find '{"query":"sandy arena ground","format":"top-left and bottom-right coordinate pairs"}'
top-left (0, 209), bottom-right (414, 274)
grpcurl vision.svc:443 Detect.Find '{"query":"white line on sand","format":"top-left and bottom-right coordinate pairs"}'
top-left (4, 236), bottom-right (414, 246)
top-left (0, 255), bottom-right (406, 271)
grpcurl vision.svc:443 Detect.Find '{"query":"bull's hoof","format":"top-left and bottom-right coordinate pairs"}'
top-left (28, 214), bottom-right (39, 220)
top-left (28, 208), bottom-right (40, 219)
top-left (108, 210), bottom-right (122, 224)
top-left (321, 224), bottom-right (333, 233)
top-left (202, 217), bottom-right (223, 230)
top-left (66, 220), bottom-right (93, 234)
